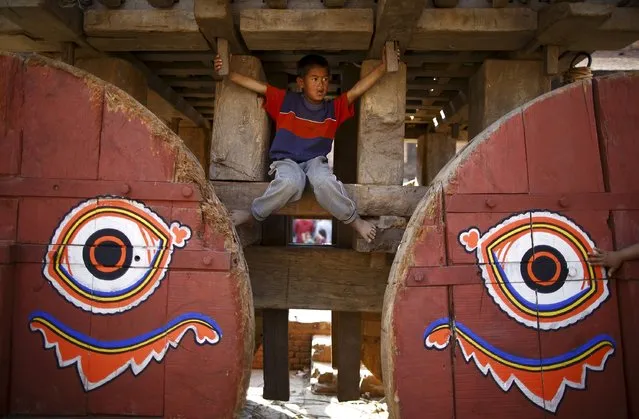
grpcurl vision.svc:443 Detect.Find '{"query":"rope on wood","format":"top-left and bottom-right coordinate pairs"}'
top-left (563, 52), bottom-right (592, 85)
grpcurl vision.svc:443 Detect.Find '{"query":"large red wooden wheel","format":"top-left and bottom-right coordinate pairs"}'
top-left (0, 53), bottom-right (253, 418)
top-left (382, 74), bottom-right (639, 419)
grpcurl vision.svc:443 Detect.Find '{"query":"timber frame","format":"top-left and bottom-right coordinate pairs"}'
top-left (2, 0), bottom-right (638, 133)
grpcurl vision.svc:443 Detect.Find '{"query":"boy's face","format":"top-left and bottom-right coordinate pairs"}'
top-left (297, 65), bottom-right (329, 103)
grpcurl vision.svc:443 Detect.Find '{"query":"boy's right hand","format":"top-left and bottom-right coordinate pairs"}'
top-left (213, 54), bottom-right (224, 74)
top-left (587, 247), bottom-right (624, 276)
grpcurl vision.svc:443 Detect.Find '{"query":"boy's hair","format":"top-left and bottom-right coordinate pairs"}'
top-left (297, 54), bottom-right (330, 78)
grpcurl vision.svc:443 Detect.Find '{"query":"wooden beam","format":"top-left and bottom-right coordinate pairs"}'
top-left (368, 0), bottom-right (427, 57)
top-left (195, 0), bottom-right (247, 53)
top-left (336, 312), bottom-right (362, 401)
top-left (385, 40), bottom-right (399, 73)
top-left (84, 8), bottom-right (210, 51)
top-left (409, 8), bottom-right (537, 51)
top-left (148, 0), bottom-right (177, 7)
top-left (265, 0), bottom-right (287, 8)
top-left (0, 0), bottom-right (83, 43)
top-left (245, 247), bottom-right (391, 312)
top-left (97, 0), bottom-right (124, 8)
top-left (262, 309), bottom-right (289, 401)
top-left (407, 65), bottom-right (478, 79)
top-left (149, 62), bottom-right (213, 77)
top-left (60, 41), bottom-right (75, 64)
top-left (239, 9), bottom-right (374, 51)
top-left (164, 76), bottom-right (217, 88)
top-left (323, 0), bottom-right (345, 7)
top-left (545, 44), bottom-right (559, 76)
top-left (120, 53), bottom-right (211, 129)
top-left (568, 8), bottom-right (639, 51)
top-left (137, 51), bottom-right (214, 62)
top-left (211, 182), bottom-right (427, 217)
top-left (215, 38), bottom-right (229, 76)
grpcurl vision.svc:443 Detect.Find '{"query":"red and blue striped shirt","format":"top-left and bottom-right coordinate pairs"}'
top-left (263, 85), bottom-right (355, 162)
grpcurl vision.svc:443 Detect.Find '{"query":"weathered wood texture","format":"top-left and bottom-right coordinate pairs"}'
top-left (368, 0), bottom-right (427, 57)
top-left (195, 0), bottom-right (246, 53)
top-left (84, 6), bottom-right (210, 51)
top-left (245, 247), bottom-right (391, 312)
top-left (0, 53), bottom-right (253, 418)
top-left (383, 78), bottom-right (635, 418)
top-left (76, 57), bottom-right (148, 105)
top-left (416, 131), bottom-right (456, 186)
top-left (178, 126), bottom-right (209, 169)
top-left (262, 309), bottom-right (289, 401)
top-left (0, 0), bottom-right (83, 43)
top-left (468, 60), bottom-right (550, 138)
top-left (357, 60), bottom-right (406, 185)
top-left (239, 9), bottom-right (374, 50)
top-left (209, 55), bottom-right (269, 181)
top-left (409, 8), bottom-right (537, 51)
top-left (211, 182), bottom-right (426, 217)
top-left (336, 311), bottom-right (362, 401)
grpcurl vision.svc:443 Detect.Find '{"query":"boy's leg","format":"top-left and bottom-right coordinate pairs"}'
top-left (303, 156), bottom-right (376, 242)
top-left (241, 159), bottom-right (306, 223)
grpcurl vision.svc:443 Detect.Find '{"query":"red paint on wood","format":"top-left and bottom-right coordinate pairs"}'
top-left (392, 286), bottom-right (453, 418)
top-left (538, 287), bottom-right (627, 418)
top-left (0, 55), bottom-right (23, 176)
top-left (99, 105), bottom-right (176, 182)
top-left (594, 74), bottom-right (639, 193)
top-left (445, 212), bottom-right (532, 265)
top-left (453, 284), bottom-right (544, 419)
top-left (523, 82), bottom-right (604, 194)
top-left (164, 271), bottom-right (247, 419)
top-left (447, 112), bottom-right (528, 194)
top-left (445, 193), bottom-right (639, 214)
top-left (10, 263), bottom-right (90, 415)
top-left (0, 263), bottom-right (14, 416)
top-left (17, 197), bottom-right (86, 245)
top-left (21, 64), bottom-right (102, 180)
top-left (0, 178), bottom-right (201, 202)
top-left (171, 249), bottom-right (232, 270)
top-left (407, 265), bottom-right (480, 287)
top-left (411, 187), bottom-right (445, 266)
top-left (0, 199), bottom-right (18, 241)
top-left (87, 276), bottom-right (168, 416)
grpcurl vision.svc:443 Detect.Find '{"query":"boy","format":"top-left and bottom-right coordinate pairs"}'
top-left (214, 51), bottom-right (397, 243)
top-left (588, 243), bottom-right (639, 276)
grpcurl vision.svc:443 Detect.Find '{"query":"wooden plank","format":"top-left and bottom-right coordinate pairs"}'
top-left (265, 0), bottom-right (287, 8)
top-left (368, 0), bottom-right (427, 58)
top-left (544, 44), bottom-right (559, 75)
top-left (245, 247), bottom-right (391, 312)
top-left (195, 0), bottom-right (247, 53)
top-left (239, 9), bottom-right (374, 50)
top-left (84, 8), bottom-right (209, 51)
top-left (262, 309), bottom-right (289, 401)
top-left (409, 9), bottom-right (537, 51)
top-left (594, 73), bottom-right (639, 193)
top-left (120, 53), bottom-right (210, 129)
top-left (523, 80), bottom-right (603, 194)
top-left (148, 0), bottom-right (177, 7)
top-left (211, 182), bottom-right (426, 217)
top-left (216, 38), bottom-right (229, 76)
top-left (149, 62), bottom-right (213, 77)
top-left (323, 0), bottom-right (345, 7)
top-left (0, 0), bottom-right (82, 43)
top-left (336, 311), bottom-right (361, 401)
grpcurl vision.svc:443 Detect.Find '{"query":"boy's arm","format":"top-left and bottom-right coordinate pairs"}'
top-left (588, 242), bottom-right (639, 276)
top-left (214, 54), bottom-right (267, 95)
top-left (345, 46), bottom-right (399, 104)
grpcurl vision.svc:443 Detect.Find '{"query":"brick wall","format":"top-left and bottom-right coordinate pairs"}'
top-left (252, 321), bottom-right (331, 370)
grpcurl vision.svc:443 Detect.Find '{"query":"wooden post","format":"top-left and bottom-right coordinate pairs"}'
top-left (417, 131), bottom-right (456, 186)
top-left (357, 60), bottom-right (406, 185)
top-left (545, 45), bottom-right (560, 76)
top-left (75, 57), bottom-right (148, 105)
top-left (210, 55), bottom-right (269, 181)
top-left (336, 311), bottom-right (362, 401)
top-left (216, 38), bottom-right (230, 76)
top-left (468, 60), bottom-right (550, 138)
top-left (262, 309), bottom-right (290, 401)
top-left (60, 42), bottom-right (75, 65)
top-left (331, 311), bottom-right (340, 369)
top-left (384, 41), bottom-right (399, 73)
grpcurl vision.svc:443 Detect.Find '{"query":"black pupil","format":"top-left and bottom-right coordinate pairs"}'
top-left (531, 256), bottom-right (556, 283)
top-left (95, 241), bottom-right (122, 267)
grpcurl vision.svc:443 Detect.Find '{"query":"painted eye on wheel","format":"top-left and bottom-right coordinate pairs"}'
top-left (459, 211), bottom-right (608, 330)
top-left (44, 197), bottom-right (191, 313)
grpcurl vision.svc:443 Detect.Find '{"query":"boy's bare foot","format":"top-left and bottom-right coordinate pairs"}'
top-left (352, 218), bottom-right (377, 243)
top-left (231, 210), bottom-right (254, 226)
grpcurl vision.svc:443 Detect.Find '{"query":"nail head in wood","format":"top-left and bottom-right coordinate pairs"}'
top-left (216, 38), bottom-right (230, 76)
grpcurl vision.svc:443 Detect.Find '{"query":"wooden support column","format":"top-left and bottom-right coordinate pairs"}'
top-left (75, 57), bottom-right (148, 105)
top-left (262, 308), bottom-right (289, 401)
top-left (357, 60), bottom-right (406, 185)
top-left (336, 311), bottom-right (362, 401)
top-left (178, 126), bottom-right (209, 169)
top-left (417, 131), bottom-right (456, 186)
top-left (468, 60), bottom-right (550, 138)
top-left (331, 311), bottom-right (339, 369)
top-left (210, 55), bottom-right (270, 181)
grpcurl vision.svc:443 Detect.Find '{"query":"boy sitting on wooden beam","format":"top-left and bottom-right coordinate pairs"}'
top-left (214, 49), bottom-right (398, 243)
